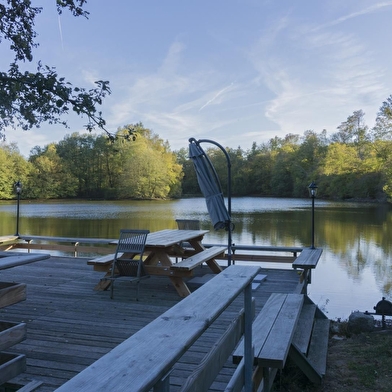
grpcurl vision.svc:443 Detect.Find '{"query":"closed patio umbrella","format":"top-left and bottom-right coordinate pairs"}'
top-left (189, 137), bottom-right (233, 265)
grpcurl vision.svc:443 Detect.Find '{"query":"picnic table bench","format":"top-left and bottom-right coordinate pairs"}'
top-left (170, 245), bottom-right (226, 271)
top-left (55, 265), bottom-right (260, 392)
top-left (87, 253), bottom-right (123, 272)
top-left (88, 246), bottom-right (226, 273)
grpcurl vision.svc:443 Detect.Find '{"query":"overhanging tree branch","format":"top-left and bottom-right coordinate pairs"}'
top-left (0, 1), bottom-right (117, 139)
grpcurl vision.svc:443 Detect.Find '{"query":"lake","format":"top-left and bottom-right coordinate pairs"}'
top-left (0, 196), bottom-right (391, 320)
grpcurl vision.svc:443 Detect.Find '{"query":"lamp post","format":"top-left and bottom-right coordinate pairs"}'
top-left (308, 181), bottom-right (318, 249)
top-left (14, 180), bottom-right (22, 236)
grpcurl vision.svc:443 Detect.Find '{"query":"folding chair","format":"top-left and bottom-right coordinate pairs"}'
top-left (109, 229), bottom-right (150, 300)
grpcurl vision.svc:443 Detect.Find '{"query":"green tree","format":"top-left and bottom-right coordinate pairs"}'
top-left (332, 110), bottom-right (369, 159)
top-left (0, 143), bottom-right (32, 199)
top-left (373, 95), bottom-right (392, 141)
top-left (245, 142), bottom-right (274, 195)
top-left (28, 143), bottom-right (77, 198)
top-left (320, 141), bottom-right (382, 199)
top-left (175, 147), bottom-right (199, 196)
top-left (291, 130), bottom-right (328, 197)
top-left (268, 135), bottom-right (302, 196)
top-left (56, 133), bottom-right (97, 196)
top-left (0, 1), bottom-right (110, 136)
top-left (115, 124), bottom-right (183, 199)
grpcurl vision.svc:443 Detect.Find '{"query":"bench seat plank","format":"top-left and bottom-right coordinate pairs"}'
top-left (55, 265), bottom-right (260, 392)
top-left (233, 293), bottom-right (303, 369)
top-left (257, 294), bottom-right (304, 368)
top-left (292, 248), bottom-right (323, 269)
top-left (171, 246), bottom-right (226, 270)
top-left (87, 253), bottom-right (123, 266)
top-left (0, 236), bottom-right (18, 245)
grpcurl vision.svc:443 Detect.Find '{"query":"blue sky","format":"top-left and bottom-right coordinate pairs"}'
top-left (3, 0), bottom-right (392, 156)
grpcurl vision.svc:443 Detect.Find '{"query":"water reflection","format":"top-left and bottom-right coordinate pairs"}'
top-left (0, 197), bottom-right (391, 319)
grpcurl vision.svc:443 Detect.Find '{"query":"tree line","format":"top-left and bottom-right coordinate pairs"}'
top-left (0, 124), bottom-right (182, 200)
top-left (181, 103), bottom-right (391, 201)
top-left (2, 95), bottom-right (392, 202)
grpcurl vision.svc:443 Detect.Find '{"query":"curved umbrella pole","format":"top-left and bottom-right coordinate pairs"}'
top-left (189, 137), bottom-right (233, 266)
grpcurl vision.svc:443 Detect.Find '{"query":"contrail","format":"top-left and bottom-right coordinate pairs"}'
top-left (199, 83), bottom-right (233, 111)
top-left (58, 15), bottom-right (64, 50)
top-left (313, 1), bottom-right (392, 31)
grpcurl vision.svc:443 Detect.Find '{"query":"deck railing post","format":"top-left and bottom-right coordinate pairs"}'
top-left (308, 181), bottom-right (318, 249)
top-left (14, 180), bottom-right (22, 236)
top-left (73, 242), bottom-right (79, 257)
top-left (244, 281), bottom-right (253, 391)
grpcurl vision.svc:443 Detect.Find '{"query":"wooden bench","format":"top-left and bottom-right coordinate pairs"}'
top-left (0, 251), bottom-right (50, 270)
top-left (55, 265), bottom-right (260, 392)
top-left (170, 246), bottom-right (226, 271)
top-left (0, 236), bottom-right (19, 250)
top-left (292, 247), bottom-right (323, 269)
top-left (87, 253), bottom-right (122, 272)
top-left (233, 293), bottom-right (304, 392)
top-left (88, 246), bottom-right (226, 274)
top-left (292, 248), bottom-right (323, 293)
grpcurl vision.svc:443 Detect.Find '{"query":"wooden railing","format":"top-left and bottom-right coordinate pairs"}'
top-left (5, 235), bottom-right (304, 265)
top-left (2, 237), bottom-right (302, 267)
top-left (6, 235), bottom-right (117, 256)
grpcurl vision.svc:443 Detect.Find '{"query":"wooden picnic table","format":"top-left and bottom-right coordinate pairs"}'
top-left (97, 229), bottom-right (225, 297)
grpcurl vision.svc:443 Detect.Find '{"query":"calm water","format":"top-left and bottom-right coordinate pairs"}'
top-left (0, 197), bottom-right (391, 320)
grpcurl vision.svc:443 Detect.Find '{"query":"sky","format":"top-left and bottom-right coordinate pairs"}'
top-left (3, 0), bottom-right (392, 157)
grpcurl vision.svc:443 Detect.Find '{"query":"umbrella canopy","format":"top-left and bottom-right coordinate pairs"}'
top-left (188, 138), bottom-right (231, 230)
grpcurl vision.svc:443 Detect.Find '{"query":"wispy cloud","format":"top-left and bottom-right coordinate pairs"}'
top-left (246, 3), bottom-right (390, 137)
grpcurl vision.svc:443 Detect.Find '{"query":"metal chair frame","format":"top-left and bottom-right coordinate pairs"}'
top-left (109, 229), bottom-right (150, 300)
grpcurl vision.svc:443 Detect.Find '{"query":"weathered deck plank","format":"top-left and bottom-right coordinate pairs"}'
top-left (0, 256), bottom-right (301, 391)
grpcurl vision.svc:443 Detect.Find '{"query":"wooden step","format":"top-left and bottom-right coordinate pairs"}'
top-left (292, 303), bottom-right (317, 354)
top-left (307, 318), bottom-right (330, 376)
top-left (288, 299), bottom-right (330, 385)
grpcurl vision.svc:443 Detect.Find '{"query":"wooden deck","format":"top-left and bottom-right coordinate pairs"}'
top-left (0, 255), bottom-right (303, 391)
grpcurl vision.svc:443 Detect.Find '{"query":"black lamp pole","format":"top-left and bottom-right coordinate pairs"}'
top-left (14, 180), bottom-right (22, 236)
top-left (308, 181), bottom-right (318, 249)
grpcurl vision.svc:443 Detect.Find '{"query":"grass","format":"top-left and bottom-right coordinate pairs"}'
top-left (272, 323), bottom-right (392, 391)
